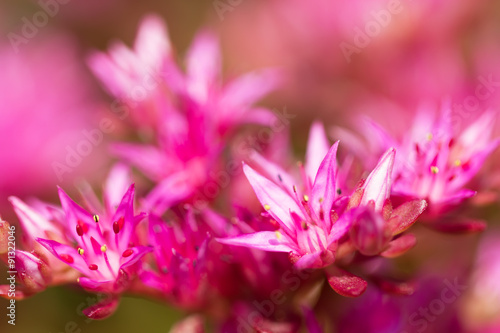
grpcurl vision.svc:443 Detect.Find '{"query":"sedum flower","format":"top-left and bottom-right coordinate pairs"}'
top-left (12, 165), bottom-right (152, 319)
top-left (37, 185), bottom-right (151, 292)
top-left (89, 15), bottom-right (280, 214)
top-left (339, 104), bottom-right (498, 232)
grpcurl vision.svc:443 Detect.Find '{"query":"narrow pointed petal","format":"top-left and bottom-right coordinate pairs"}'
top-left (105, 164), bottom-right (132, 213)
top-left (221, 69), bottom-right (280, 109)
top-left (360, 148), bottom-right (395, 211)
top-left (311, 141), bottom-right (340, 226)
top-left (186, 31), bottom-right (220, 102)
top-left (78, 277), bottom-right (114, 293)
top-left (306, 122), bottom-right (331, 182)
top-left (388, 199), bottom-right (427, 235)
top-left (243, 164), bottom-right (303, 233)
top-left (9, 196), bottom-right (60, 241)
top-left (247, 150), bottom-right (295, 190)
top-left (36, 238), bottom-right (89, 273)
top-left (110, 184), bottom-right (136, 248)
top-left (111, 143), bottom-right (166, 181)
top-left (57, 188), bottom-right (99, 241)
top-left (119, 246), bottom-right (153, 269)
top-left (134, 14), bottom-right (171, 69)
top-left (82, 297), bottom-right (120, 320)
top-left (216, 231), bottom-right (295, 253)
top-left (325, 266), bottom-right (367, 298)
top-left (380, 234), bottom-right (417, 258)
top-left (327, 214), bottom-right (352, 244)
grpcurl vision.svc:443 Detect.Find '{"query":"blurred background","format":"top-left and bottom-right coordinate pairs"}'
top-left (1, 0), bottom-right (500, 332)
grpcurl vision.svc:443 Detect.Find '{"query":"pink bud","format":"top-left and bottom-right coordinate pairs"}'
top-left (16, 251), bottom-right (52, 292)
top-left (349, 207), bottom-right (391, 256)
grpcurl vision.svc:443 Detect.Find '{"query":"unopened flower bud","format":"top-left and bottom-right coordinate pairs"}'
top-left (349, 207), bottom-right (392, 256)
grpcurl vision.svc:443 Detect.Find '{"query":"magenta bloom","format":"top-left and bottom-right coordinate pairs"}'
top-left (218, 123), bottom-right (403, 271)
top-left (89, 15), bottom-right (280, 214)
top-left (140, 213), bottom-right (209, 309)
top-left (340, 104), bottom-right (499, 232)
top-left (36, 184), bottom-right (150, 292)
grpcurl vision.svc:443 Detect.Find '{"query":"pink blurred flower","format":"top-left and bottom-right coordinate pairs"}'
top-left (89, 15), bottom-right (280, 214)
top-left (341, 103), bottom-right (498, 232)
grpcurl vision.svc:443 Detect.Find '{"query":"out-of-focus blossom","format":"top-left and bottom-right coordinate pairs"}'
top-left (140, 212), bottom-right (210, 309)
top-left (339, 103), bottom-right (498, 231)
top-left (89, 15), bottom-right (280, 214)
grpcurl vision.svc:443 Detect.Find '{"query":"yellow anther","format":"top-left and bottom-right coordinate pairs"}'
top-left (264, 204), bottom-right (271, 211)
top-left (426, 133), bottom-right (433, 141)
top-left (78, 248), bottom-right (84, 255)
top-left (275, 231), bottom-right (282, 240)
top-left (77, 278), bottom-right (80, 283)
top-left (101, 245), bottom-right (107, 252)
top-left (318, 197), bottom-right (324, 203)
top-left (93, 215), bottom-right (99, 223)
top-left (303, 195), bottom-right (309, 202)
top-left (430, 166), bottom-right (439, 174)
top-left (454, 159), bottom-right (462, 167)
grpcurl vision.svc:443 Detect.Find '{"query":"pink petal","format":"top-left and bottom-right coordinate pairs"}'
top-left (58, 187), bottom-right (101, 241)
top-left (221, 69), bottom-right (280, 109)
top-left (119, 246), bottom-right (153, 269)
top-left (243, 164), bottom-right (304, 234)
top-left (104, 163), bottom-right (132, 214)
top-left (311, 141), bottom-right (339, 227)
top-left (82, 297), bottom-right (120, 320)
top-left (360, 148), bottom-right (395, 211)
top-left (325, 266), bottom-right (367, 298)
top-left (380, 234), bottom-right (417, 258)
top-left (186, 30), bottom-right (220, 102)
top-left (111, 143), bottom-right (167, 181)
top-left (306, 122), bottom-right (331, 183)
top-left (36, 238), bottom-right (89, 274)
top-left (134, 14), bottom-right (171, 70)
top-left (9, 196), bottom-right (61, 242)
top-left (388, 199), bottom-right (427, 235)
top-left (247, 150), bottom-right (295, 191)
top-left (216, 231), bottom-right (295, 253)
top-left (78, 277), bottom-right (114, 293)
top-left (110, 184), bottom-right (136, 249)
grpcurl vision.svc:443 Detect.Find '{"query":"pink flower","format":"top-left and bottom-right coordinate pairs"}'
top-left (9, 165), bottom-right (152, 318)
top-left (140, 212), bottom-right (210, 309)
top-left (36, 184), bottom-right (150, 294)
top-left (89, 15), bottom-right (280, 214)
top-left (339, 103), bottom-right (498, 231)
top-left (218, 124), bottom-right (411, 268)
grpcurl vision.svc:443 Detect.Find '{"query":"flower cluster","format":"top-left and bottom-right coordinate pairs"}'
top-left (1, 15), bottom-right (498, 332)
